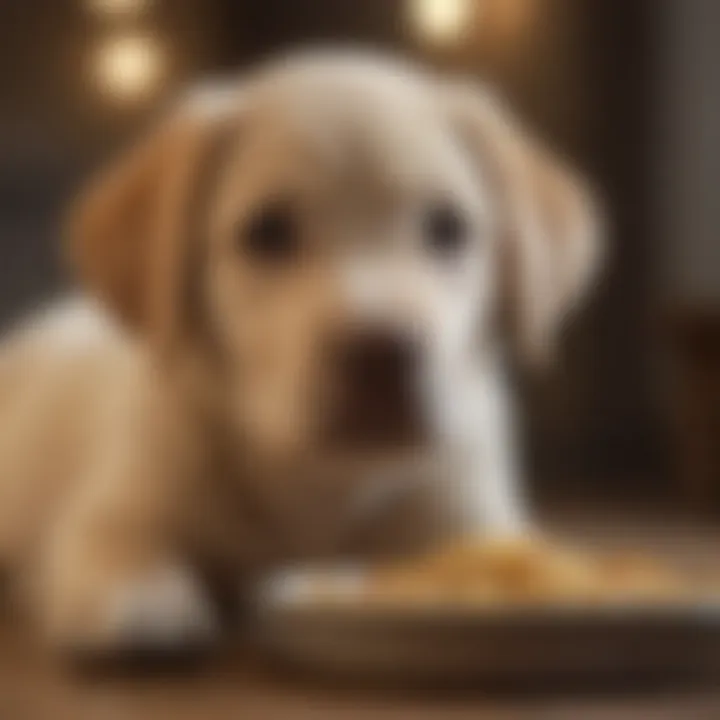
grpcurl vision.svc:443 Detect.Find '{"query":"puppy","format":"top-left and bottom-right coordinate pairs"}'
top-left (0, 51), bottom-right (600, 654)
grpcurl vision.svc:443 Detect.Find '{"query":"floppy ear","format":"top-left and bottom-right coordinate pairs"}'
top-left (66, 85), bottom-right (241, 350)
top-left (448, 84), bottom-right (602, 366)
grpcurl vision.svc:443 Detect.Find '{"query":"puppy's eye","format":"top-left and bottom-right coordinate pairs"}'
top-left (241, 202), bottom-right (298, 264)
top-left (423, 203), bottom-right (468, 256)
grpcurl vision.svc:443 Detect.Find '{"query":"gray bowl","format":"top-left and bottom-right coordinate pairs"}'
top-left (253, 567), bottom-right (720, 686)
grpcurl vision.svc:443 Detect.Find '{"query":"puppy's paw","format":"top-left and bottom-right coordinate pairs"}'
top-left (47, 564), bottom-right (218, 662)
top-left (105, 565), bottom-right (217, 654)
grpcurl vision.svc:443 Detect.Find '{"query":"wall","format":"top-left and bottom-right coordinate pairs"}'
top-left (659, 0), bottom-right (720, 306)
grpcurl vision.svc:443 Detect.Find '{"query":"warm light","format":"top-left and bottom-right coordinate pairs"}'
top-left (86, 0), bottom-right (152, 17)
top-left (94, 35), bottom-right (164, 103)
top-left (408, 0), bottom-right (474, 45)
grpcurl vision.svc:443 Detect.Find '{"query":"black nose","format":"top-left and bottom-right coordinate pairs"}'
top-left (338, 328), bottom-right (418, 394)
top-left (328, 327), bottom-right (425, 448)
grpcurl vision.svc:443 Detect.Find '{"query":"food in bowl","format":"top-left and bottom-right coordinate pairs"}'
top-left (304, 537), bottom-right (706, 609)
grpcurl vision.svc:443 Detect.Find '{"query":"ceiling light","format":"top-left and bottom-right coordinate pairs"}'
top-left (93, 35), bottom-right (164, 104)
top-left (408, 0), bottom-right (473, 45)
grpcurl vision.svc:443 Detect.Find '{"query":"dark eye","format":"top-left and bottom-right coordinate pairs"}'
top-left (423, 203), bottom-right (468, 256)
top-left (241, 201), bottom-right (299, 264)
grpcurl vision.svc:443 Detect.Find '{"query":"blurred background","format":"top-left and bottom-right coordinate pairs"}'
top-left (0, 0), bottom-right (718, 510)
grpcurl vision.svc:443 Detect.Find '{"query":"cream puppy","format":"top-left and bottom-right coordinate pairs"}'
top-left (0, 52), bottom-right (600, 654)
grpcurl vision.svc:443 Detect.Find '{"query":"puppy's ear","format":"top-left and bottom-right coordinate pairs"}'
top-left (448, 84), bottom-right (602, 366)
top-left (66, 85), bottom-right (241, 348)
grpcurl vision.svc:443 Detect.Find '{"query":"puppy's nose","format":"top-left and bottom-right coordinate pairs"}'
top-left (337, 328), bottom-right (418, 395)
top-left (327, 327), bottom-right (425, 448)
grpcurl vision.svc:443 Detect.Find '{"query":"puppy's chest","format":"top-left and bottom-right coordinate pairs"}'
top-left (190, 457), bottom-right (443, 571)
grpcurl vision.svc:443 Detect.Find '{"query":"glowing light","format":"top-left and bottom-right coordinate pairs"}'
top-left (86, 0), bottom-right (152, 17)
top-left (94, 35), bottom-right (164, 103)
top-left (408, 0), bottom-right (473, 45)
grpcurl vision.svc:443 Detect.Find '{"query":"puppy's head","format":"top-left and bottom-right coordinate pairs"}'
top-left (68, 52), bottom-right (601, 463)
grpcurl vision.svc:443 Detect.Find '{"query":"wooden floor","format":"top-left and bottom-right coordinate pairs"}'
top-left (2, 507), bottom-right (720, 720)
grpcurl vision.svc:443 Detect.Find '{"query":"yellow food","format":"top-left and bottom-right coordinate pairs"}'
top-left (311, 537), bottom-right (701, 608)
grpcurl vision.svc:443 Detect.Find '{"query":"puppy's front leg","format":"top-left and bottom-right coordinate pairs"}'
top-left (41, 497), bottom-right (216, 657)
top-left (39, 426), bottom-right (216, 656)
top-left (457, 430), bottom-right (528, 537)
top-left (450, 367), bottom-right (530, 537)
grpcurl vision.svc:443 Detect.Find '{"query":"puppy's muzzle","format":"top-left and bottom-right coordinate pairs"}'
top-left (325, 326), bottom-right (427, 450)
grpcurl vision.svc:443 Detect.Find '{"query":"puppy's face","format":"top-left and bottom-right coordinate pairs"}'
top-left (69, 54), bottom-right (600, 463)
top-left (204, 66), bottom-right (496, 458)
